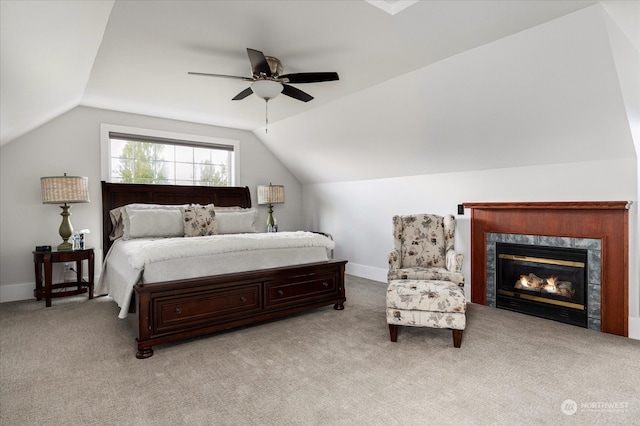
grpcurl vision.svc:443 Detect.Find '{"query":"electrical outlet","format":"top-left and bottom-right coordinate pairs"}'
top-left (62, 262), bottom-right (75, 283)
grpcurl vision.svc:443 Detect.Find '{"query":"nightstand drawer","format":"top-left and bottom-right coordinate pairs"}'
top-left (153, 284), bottom-right (261, 333)
top-left (265, 275), bottom-right (337, 308)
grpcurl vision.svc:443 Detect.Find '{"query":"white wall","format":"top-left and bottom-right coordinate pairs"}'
top-left (603, 3), bottom-right (640, 339)
top-left (0, 106), bottom-right (302, 302)
top-left (302, 158), bottom-right (639, 338)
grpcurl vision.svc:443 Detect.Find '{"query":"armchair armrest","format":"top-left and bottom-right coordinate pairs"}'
top-left (388, 249), bottom-right (401, 269)
top-left (446, 249), bottom-right (463, 273)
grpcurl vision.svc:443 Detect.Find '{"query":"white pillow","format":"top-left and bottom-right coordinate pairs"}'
top-left (123, 204), bottom-right (186, 240)
top-left (215, 208), bottom-right (258, 234)
top-left (214, 206), bottom-right (244, 211)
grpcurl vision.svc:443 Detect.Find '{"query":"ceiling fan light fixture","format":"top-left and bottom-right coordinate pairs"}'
top-left (251, 80), bottom-right (283, 100)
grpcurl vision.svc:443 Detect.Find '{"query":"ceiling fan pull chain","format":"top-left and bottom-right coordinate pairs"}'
top-left (265, 99), bottom-right (269, 134)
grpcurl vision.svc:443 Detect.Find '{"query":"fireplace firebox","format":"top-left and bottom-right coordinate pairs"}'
top-left (496, 243), bottom-right (588, 328)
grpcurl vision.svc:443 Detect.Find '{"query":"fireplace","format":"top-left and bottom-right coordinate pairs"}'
top-left (463, 201), bottom-right (630, 336)
top-left (496, 242), bottom-right (588, 328)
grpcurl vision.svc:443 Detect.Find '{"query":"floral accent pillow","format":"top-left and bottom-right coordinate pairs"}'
top-left (180, 204), bottom-right (219, 237)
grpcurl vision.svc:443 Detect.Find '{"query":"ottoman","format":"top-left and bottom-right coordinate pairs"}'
top-left (386, 279), bottom-right (466, 348)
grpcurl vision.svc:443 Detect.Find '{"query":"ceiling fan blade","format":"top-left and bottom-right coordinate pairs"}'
top-left (282, 84), bottom-right (313, 102)
top-left (188, 72), bottom-right (253, 81)
top-left (232, 87), bottom-right (254, 100)
top-left (247, 48), bottom-right (272, 77)
top-left (279, 72), bottom-right (339, 84)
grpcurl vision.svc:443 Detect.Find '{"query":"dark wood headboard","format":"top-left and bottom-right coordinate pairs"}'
top-left (101, 181), bottom-right (251, 257)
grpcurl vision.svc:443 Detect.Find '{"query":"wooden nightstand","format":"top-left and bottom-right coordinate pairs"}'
top-left (33, 247), bottom-right (94, 307)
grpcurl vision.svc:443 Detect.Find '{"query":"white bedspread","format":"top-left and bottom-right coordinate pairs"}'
top-left (96, 232), bottom-right (335, 319)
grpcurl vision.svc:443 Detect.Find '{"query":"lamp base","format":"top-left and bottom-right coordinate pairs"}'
top-left (57, 241), bottom-right (73, 251)
top-left (266, 204), bottom-right (277, 232)
top-left (58, 204), bottom-right (74, 251)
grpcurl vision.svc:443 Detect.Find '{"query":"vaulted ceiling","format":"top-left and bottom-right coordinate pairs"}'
top-left (1, 1), bottom-right (638, 184)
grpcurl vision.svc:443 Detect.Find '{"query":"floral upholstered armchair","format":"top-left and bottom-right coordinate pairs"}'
top-left (387, 214), bottom-right (464, 287)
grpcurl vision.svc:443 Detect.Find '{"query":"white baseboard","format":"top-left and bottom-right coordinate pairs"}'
top-left (0, 282), bottom-right (34, 303)
top-left (629, 316), bottom-right (640, 340)
top-left (0, 275), bottom-right (99, 303)
top-left (345, 262), bottom-right (387, 283)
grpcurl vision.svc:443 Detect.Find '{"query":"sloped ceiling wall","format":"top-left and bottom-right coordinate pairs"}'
top-left (1, 1), bottom-right (637, 186)
top-left (260, 5), bottom-right (637, 184)
top-left (603, 6), bottom-right (640, 153)
top-left (0, 0), bottom-right (114, 143)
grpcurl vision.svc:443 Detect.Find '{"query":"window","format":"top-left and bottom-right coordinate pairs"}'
top-left (101, 124), bottom-right (239, 186)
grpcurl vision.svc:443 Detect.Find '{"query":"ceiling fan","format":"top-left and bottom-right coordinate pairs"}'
top-left (188, 48), bottom-right (339, 103)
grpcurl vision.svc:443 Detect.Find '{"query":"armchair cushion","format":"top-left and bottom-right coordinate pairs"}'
top-left (388, 267), bottom-right (464, 287)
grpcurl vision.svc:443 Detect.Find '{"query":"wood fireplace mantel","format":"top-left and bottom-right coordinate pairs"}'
top-left (463, 201), bottom-right (630, 336)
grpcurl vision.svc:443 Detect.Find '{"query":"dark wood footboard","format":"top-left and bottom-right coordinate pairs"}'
top-left (133, 260), bottom-right (347, 359)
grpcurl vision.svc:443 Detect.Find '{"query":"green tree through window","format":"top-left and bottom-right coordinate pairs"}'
top-left (199, 161), bottom-right (228, 186)
top-left (118, 142), bottom-right (167, 184)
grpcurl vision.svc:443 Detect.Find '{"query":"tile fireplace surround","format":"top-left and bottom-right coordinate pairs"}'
top-left (463, 201), bottom-right (630, 337)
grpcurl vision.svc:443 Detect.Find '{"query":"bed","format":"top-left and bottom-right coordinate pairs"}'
top-left (99, 181), bottom-right (347, 359)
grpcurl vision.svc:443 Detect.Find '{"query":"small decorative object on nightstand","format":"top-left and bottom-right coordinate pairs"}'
top-left (257, 183), bottom-right (284, 232)
top-left (33, 247), bottom-right (94, 307)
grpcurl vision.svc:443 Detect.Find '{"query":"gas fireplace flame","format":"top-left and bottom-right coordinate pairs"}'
top-left (514, 273), bottom-right (574, 298)
top-left (542, 276), bottom-right (559, 293)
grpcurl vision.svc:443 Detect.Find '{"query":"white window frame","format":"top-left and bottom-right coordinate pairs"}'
top-left (100, 124), bottom-right (240, 186)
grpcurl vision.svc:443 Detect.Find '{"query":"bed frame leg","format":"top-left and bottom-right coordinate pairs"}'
top-left (136, 346), bottom-right (154, 359)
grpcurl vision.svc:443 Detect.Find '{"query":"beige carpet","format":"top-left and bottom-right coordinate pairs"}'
top-left (1, 275), bottom-right (638, 425)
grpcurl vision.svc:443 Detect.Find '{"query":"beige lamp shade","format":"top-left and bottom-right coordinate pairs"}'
top-left (41, 174), bottom-right (90, 204)
top-left (257, 184), bottom-right (284, 205)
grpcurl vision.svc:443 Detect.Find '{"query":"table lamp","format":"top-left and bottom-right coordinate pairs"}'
top-left (41, 173), bottom-right (90, 250)
top-left (257, 183), bottom-right (284, 232)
